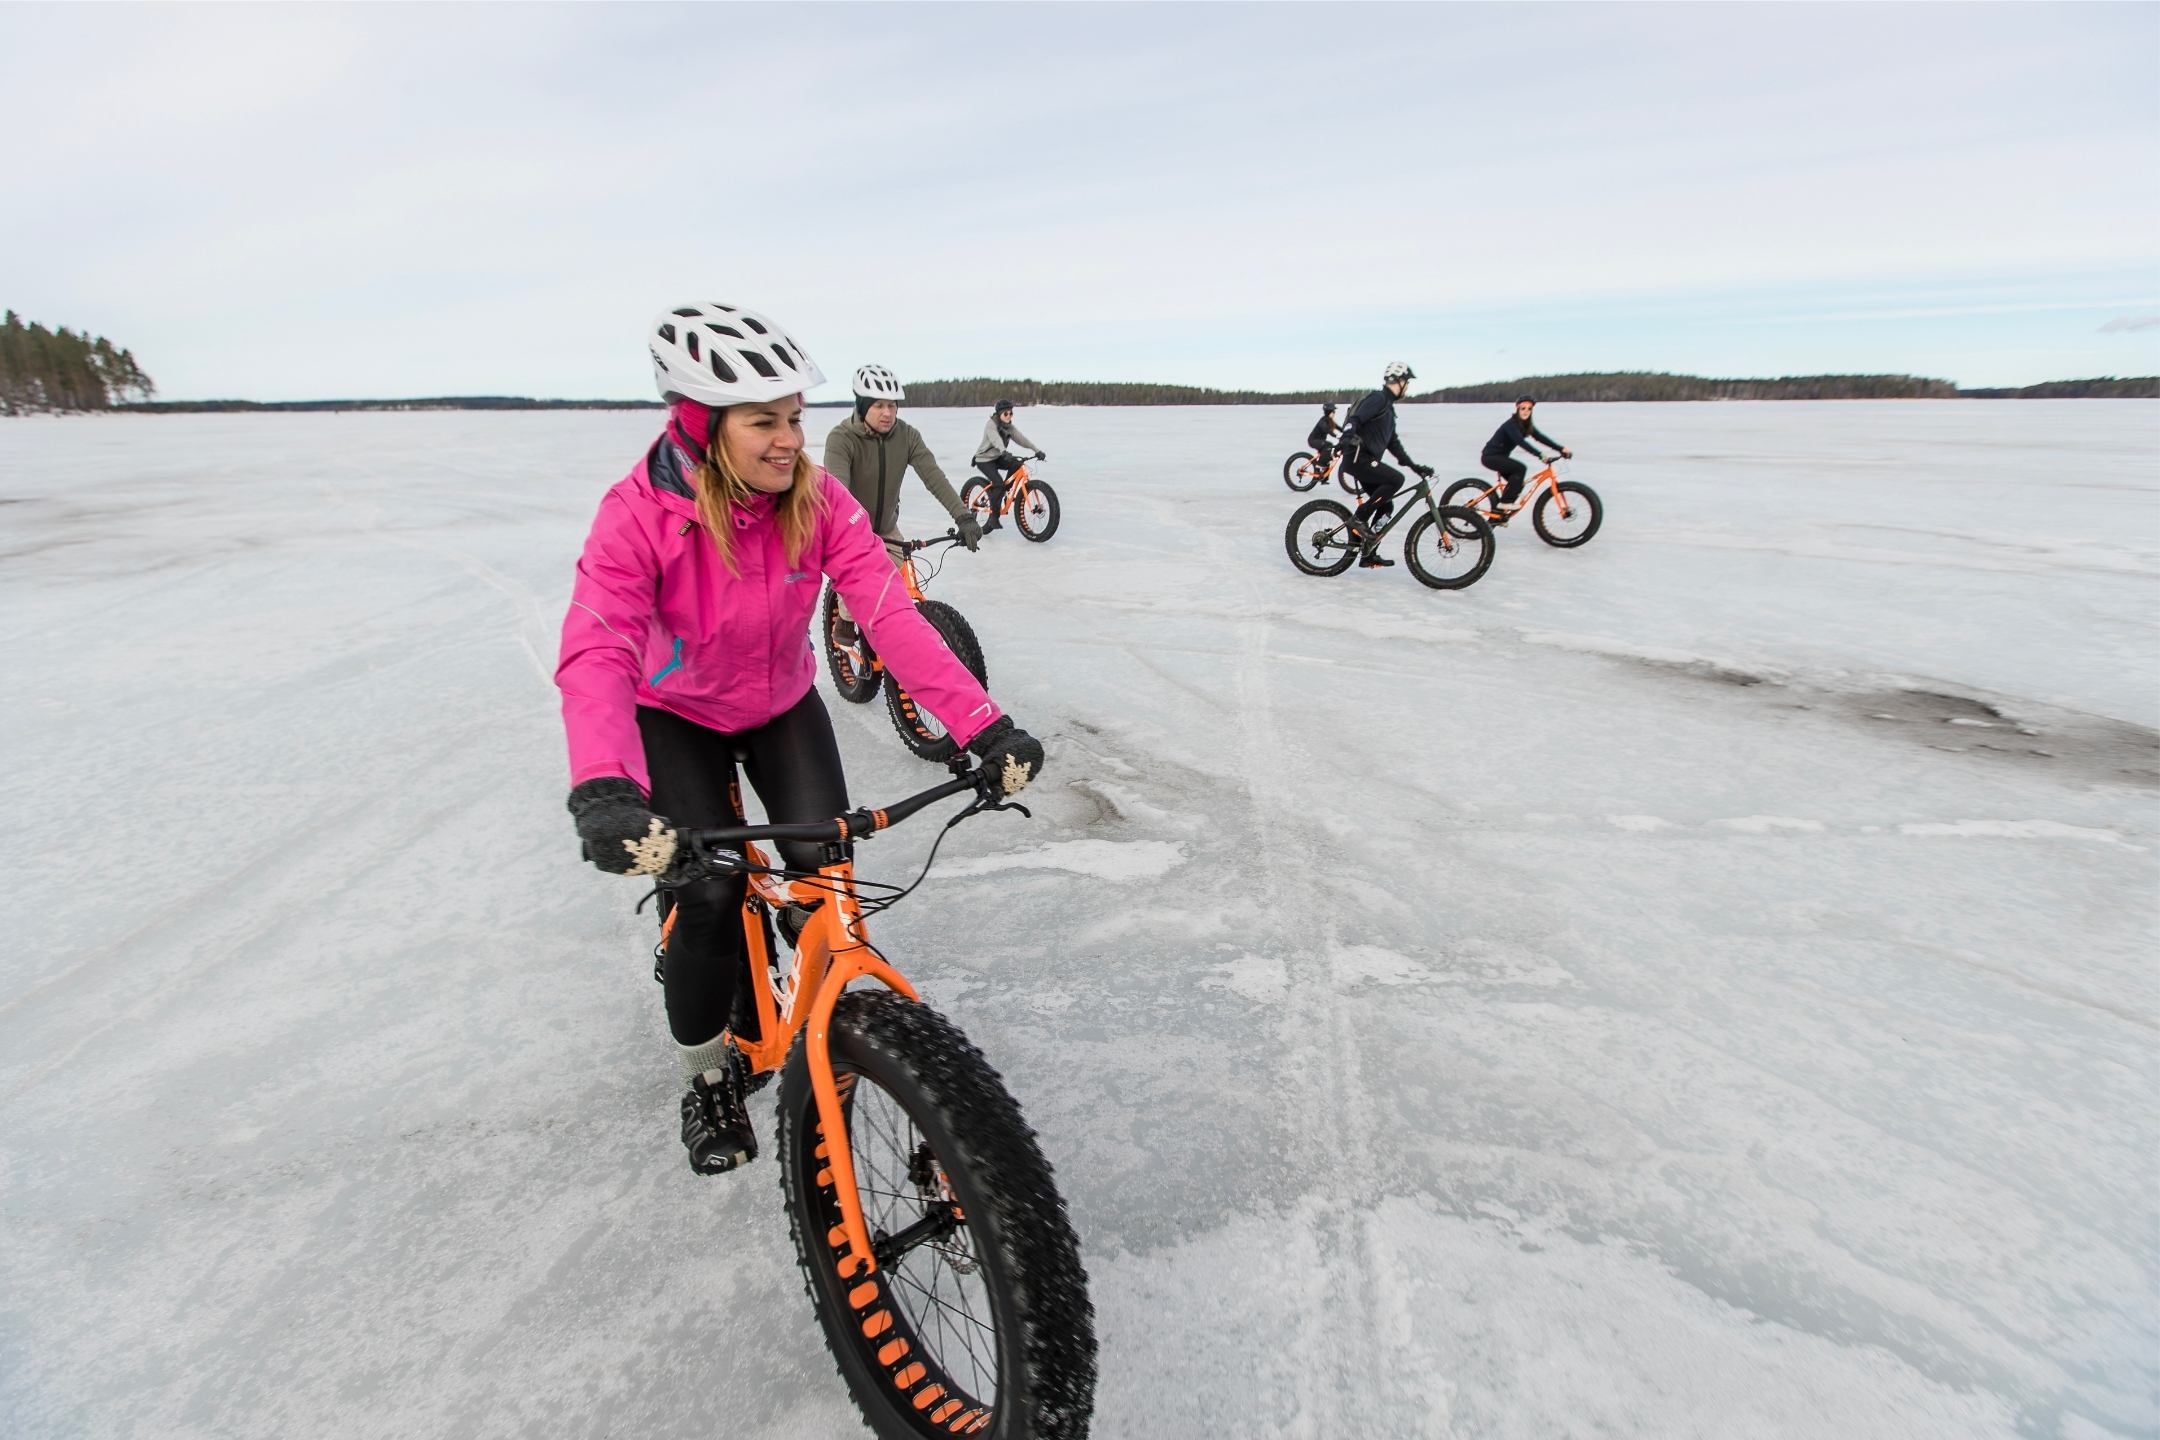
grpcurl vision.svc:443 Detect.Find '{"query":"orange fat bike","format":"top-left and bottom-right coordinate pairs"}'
top-left (1442, 457), bottom-right (1603, 547)
top-left (1282, 448), bottom-right (1362, 496)
top-left (822, 532), bottom-right (991, 762)
top-left (960, 458), bottom-right (1060, 543)
top-left (652, 761), bottom-right (1097, 1438)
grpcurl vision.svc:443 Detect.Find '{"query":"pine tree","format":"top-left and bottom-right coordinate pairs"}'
top-left (0, 311), bottom-right (157, 412)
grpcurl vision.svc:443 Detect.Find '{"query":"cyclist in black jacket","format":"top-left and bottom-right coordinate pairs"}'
top-left (1306, 403), bottom-right (1341, 471)
top-left (1338, 363), bottom-right (1434, 568)
top-left (1480, 397), bottom-right (1571, 521)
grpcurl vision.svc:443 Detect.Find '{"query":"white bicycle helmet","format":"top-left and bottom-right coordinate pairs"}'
top-left (852, 365), bottom-right (904, 402)
top-left (649, 302), bottom-right (825, 406)
top-left (1383, 361), bottom-right (1417, 384)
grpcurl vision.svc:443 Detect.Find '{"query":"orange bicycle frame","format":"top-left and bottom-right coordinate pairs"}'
top-left (657, 842), bottom-right (920, 1282)
top-left (854, 554), bottom-right (927, 681)
top-left (1468, 463), bottom-right (1569, 518)
top-left (992, 465), bottom-right (1031, 517)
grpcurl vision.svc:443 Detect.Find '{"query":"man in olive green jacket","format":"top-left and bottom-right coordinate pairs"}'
top-left (823, 365), bottom-right (982, 639)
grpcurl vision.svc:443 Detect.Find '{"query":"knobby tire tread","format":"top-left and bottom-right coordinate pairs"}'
top-left (1533, 481), bottom-right (1603, 548)
top-left (1015, 483), bottom-right (1060, 543)
top-left (824, 585), bottom-right (883, 703)
top-left (777, 991), bottom-right (1097, 1440)
top-left (1403, 508), bottom-right (1497, 590)
top-left (886, 600), bottom-right (988, 761)
top-left (1284, 497), bottom-right (1359, 577)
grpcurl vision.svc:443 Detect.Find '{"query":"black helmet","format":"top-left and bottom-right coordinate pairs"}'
top-left (1516, 395), bottom-right (1536, 406)
top-left (1322, 402), bottom-right (1337, 413)
top-left (993, 398), bottom-right (1015, 413)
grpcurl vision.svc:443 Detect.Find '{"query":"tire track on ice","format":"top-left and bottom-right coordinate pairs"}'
top-left (1211, 525), bottom-right (1435, 1433)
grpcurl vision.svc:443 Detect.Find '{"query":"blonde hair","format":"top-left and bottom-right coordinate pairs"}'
top-left (690, 412), bottom-right (826, 575)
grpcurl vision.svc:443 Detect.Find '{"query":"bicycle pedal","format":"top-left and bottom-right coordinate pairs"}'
top-left (689, 1142), bottom-right (755, 1176)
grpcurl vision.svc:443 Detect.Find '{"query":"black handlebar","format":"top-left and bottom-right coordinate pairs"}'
top-left (901, 530), bottom-right (965, 554)
top-left (678, 765), bottom-right (987, 851)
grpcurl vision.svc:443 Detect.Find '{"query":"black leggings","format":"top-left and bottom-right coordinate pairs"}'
top-left (1483, 454), bottom-right (1528, 503)
top-left (639, 693), bottom-right (849, 1046)
top-left (1347, 457), bottom-right (1404, 530)
top-left (975, 455), bottom-right (1023, 503)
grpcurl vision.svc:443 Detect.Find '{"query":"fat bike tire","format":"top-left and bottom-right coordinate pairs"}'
top-left (961, 479), bottom-right (994, 528)
top-left (1533, 481), bottom-right (1603, 548)
top-left (1015, 483), bottom-right (1060, 543)
top-left (1285, 497), bottom-right (1360, 577)
top-left (1283, 451), bottom-right (1320, 491)
top-left (823, 585), bottom-right (882, 703)
top-left (886, 600), bottom-right (988, 761)
top-left (1403, 507), bottom-right (1496, 590)
top-left (1440, 479), bottom-right (1494, 535)
top-left (777, 990), bottom-right (1097, 1440)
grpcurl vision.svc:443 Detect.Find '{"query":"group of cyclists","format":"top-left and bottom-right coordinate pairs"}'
top-left (555, 298), bottom-right (1576, 1177)
top-left (1307, 368), bottom-right (1572, 568)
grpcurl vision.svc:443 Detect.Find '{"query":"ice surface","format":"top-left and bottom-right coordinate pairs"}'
top-left (1, 402), bottom-right (2155, 1438)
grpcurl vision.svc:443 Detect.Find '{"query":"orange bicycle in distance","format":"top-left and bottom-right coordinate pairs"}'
top-left (961, 458), bottom-right (1061, 542)
top-left (1442, 457), bottom-right (1603, 547)
top-left (1281, 448), bottom-right (1362, 496)
top-left (650, 759), bottom-right (1097, 1439)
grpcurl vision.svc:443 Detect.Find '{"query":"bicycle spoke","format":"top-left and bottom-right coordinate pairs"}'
top-left (889, 1254), bottom-right (996, 1338)
top-left (933, 1259), bottom-right (999, 1390)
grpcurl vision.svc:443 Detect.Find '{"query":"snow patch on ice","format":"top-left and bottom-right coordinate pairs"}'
top-left (1199, 952), bottom-right (1289, 1005)
top-left (1329, 944), bottom-right (1429, 987)
top-left (1899, 819), bottom-right (2137, 847)
top-left (1065, 776), bottom-right (1193, 831)
top-left (1432, 946), bottom-right (1576, 989)
top-left (1717, 815), bottom-right (1827, 834)
top-left (1606, 814), bottom-right (1674, 832)
top-left (1027, 990), bottom-right (1077, 1016)
top-left (938, 838), bottom-right (1188, 880)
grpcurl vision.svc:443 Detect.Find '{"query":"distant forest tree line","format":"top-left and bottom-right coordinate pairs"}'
top-left (106, 373), bottom-right (2160, 413)
top-left (4, 310), bottom-right (2152, 413)
top-left (1, 310), bottom-right (155, 414)
top-left (907, 372), bottom-right (2157, 406)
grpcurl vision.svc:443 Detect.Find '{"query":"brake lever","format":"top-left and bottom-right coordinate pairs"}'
top-left (960, 787), bottom-right (1032, 822)
top-left (655, 837), bottom-right (747, 892)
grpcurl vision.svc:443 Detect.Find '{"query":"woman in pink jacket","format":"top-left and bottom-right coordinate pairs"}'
top-left (557, 301), bottom-right (1045, 1176)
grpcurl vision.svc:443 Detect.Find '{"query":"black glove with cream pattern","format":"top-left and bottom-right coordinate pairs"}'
top-left (568, 778), bottom-right (678, 876)
top-left (967, 718), bottom-right (1046, 797)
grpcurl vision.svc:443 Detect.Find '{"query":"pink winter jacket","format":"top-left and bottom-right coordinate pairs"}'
top-left (556, 446), bottom-right (1000, 794)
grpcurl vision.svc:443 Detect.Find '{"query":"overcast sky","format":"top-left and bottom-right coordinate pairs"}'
top-left (3, 2), bottom-right (2155, 400)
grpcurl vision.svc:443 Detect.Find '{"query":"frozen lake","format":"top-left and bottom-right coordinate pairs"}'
top-left (2, 401), bottom-right (2156, 1438)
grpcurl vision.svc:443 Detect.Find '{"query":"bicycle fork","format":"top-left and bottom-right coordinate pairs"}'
top-left (798, 871), bottom-right (920, 1283)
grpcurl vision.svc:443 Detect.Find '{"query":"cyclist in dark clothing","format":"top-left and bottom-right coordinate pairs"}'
top-left (1339, 363), bottom-right (1435, 568)
top-left (1480, 397), bottom-right (1571, 518)
top-left (1306, 403), bottom-right (1341, 470)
